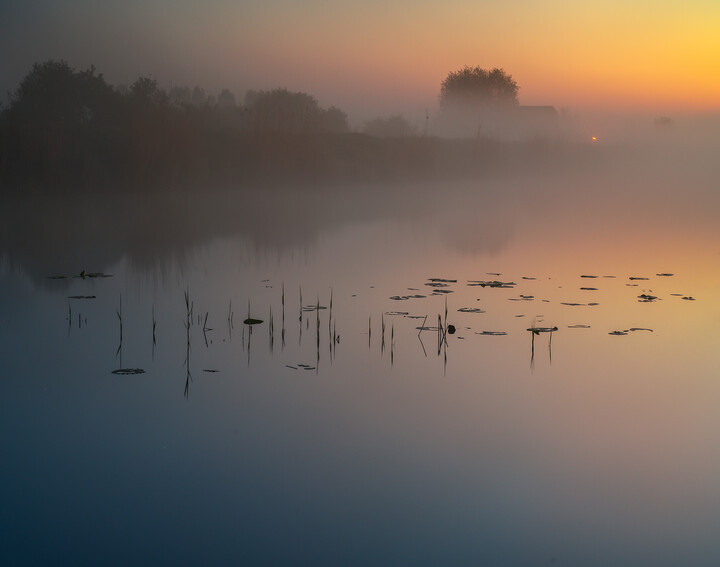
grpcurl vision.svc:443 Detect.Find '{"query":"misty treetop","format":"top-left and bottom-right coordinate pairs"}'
top-left (440, 66), bottom-right (519, 110)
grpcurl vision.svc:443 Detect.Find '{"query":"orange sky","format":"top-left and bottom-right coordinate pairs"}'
top-left (2, 0), bottom-right (719, 120)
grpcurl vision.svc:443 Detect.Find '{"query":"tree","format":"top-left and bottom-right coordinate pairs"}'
top-left (244, 88), bottom-right (347, 134)
top-left (320, 106), bottom-right (349, 134)
top-left (439, 66), bottom-right (518, 111)
top-left (217, 88), bottom-right (236, 109)
top-left (129, 77), bottom-right (168, 107)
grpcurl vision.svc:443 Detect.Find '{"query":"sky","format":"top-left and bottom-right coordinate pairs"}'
top-left (2, 0), bottom-right (719, 123)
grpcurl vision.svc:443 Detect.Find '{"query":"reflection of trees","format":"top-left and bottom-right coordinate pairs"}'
top-left (0, 180), bottom-right (518, 288)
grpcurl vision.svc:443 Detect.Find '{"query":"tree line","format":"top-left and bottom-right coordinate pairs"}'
top-left (0, 61), bottom-right (525, 191)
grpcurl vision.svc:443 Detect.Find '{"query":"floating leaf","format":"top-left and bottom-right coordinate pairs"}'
top-left (243, 318), bottom-right (264, 325)
top-left (527, 326), bottom-right (558, 334)
top-left (468, 280), bottom-right (516, 288)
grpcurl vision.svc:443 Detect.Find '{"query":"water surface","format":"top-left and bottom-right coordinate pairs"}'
top-left (2, 151), bottom-right (720, 566)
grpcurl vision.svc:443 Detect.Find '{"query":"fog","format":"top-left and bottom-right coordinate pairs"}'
top-left (3, 15), bottom-right (720, 564)
top-left (1, 59), bottom-right (718, 291)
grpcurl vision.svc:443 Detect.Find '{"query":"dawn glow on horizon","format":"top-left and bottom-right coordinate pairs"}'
top-left (2, 0), bottom-right (719, 119)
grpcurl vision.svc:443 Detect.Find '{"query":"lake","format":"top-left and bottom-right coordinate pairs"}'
top-left (2, 141), bottom-right (719, 566)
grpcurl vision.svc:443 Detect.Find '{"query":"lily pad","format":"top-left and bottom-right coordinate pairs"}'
top-left (111, 368), bottom-right (145, 375)
top-left (476, 331), bottom-right (507, 336)
top-left (243, 318), bottom-right (264, 325)
top-left (468, 280), bottom-right (516, 288)
top-left (527, 326), bottom-right (558, 334)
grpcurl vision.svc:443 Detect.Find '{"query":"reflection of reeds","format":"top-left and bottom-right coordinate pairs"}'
top-left (281, 283), bottom-right (285, 348)
top-left (116, 294), bottom-right (123, 342)
top-left (381, 313), bottom-right (386, 353)
top-left (328, 287), bottom-right (333, 339)
top-left (115, 294), bottom-right (123, 364)
top-left (391, 323), bottom-right (394, 366)
top-left (316, 296), bottom-right (320, 346)
top-left (184, 290), bottom-right (192, 396)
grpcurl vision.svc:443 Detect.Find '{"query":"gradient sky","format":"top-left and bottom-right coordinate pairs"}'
top-left (2, 0), bottom-right (719, 122)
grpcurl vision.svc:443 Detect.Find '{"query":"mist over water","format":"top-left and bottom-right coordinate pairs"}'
top-left (2, 54), bottom-right (720, 567)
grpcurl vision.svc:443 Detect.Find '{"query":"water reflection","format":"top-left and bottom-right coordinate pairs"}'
top-left (2, 160), bottom-right (720, 566)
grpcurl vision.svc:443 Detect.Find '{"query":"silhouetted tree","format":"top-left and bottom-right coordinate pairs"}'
top-left (1, 60), bottom-right (123, 183)
top-left (129, 77), bottom-right (168, 107)
top-left (320, 106), bottom-right (349, 133)
top-left (245, 88), bottom-right (347, 134)
top-left (191, 86), bottom-right (207, 106)
top-left (439, 66), bottom-right (518, 110)
top-left (169, 85), bottom-right (191, 106)
top-left (217, 89), bottom-right (236, 109)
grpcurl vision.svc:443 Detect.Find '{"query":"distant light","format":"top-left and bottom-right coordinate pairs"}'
top-left (591, 136), bottom-right (598, 141)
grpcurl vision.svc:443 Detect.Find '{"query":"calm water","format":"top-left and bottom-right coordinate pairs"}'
top-left (2, 146), bottom-right (720, 565)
